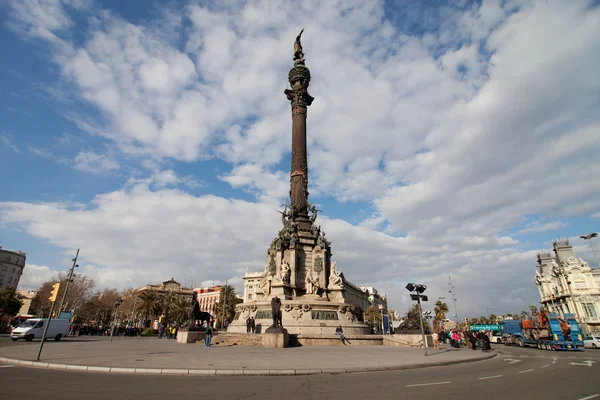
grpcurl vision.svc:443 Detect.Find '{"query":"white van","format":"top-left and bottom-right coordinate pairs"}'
top-left (10, 318), bottom-right (69, 342)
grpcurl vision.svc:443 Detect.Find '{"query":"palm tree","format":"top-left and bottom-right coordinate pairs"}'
top-left (159, 291), bottom-right (178, 323)
top-left (433, 300), bottom-right (449, 328)
top-left (212, 285), bottom-right (237, 329)
top-left (529, 305), bottom-right (538, 317)
top-left (136, 291), bottom-right (159, 328)
top-left (520, 310), bottom-right (529, 320)
top-left (170, 296), bottom-right (191, 326)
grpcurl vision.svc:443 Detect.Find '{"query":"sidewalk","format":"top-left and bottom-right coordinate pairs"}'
top-left (0, 336), bottom-right (496, 376)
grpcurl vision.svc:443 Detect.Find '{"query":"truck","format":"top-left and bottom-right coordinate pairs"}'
top-left (500, 311), bottom-right (584, 351)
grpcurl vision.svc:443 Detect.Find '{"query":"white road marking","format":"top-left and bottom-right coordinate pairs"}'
top-left (406, 381), bottom-right (451, 387)
top-left (577, 394), bottom-right (600, 400)
top-left (569, 360), bottom-right (597, 367)
top-left (518, 369), bottom-right (535, 374)
top-left (478, 375), bottom-right (503, 380)
top-left (503, 358), bottom-right (522, 364)
top-left (552, 360), bottom-right (557, 364)
top-left (0, 365), bottom-right (15, 368)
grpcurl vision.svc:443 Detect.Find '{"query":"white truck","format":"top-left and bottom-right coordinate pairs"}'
top-left (10, 318), bottom-right (69, 342)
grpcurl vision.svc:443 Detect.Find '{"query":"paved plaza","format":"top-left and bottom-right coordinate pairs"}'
top-left (0, 336), bottom-right (495, 375)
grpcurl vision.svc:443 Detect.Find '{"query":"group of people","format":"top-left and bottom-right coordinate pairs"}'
top-left (432, 329), bottom-right (493, 351)
top-left (157, 324), bottom-right (178, 339)
top-left (245, 317), bottom-right (256, 334)
top-left (69, 324), bottom-right (142, 337)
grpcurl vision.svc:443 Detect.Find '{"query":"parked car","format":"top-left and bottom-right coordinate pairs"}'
top-left (583, 336), bottom-right (600, 349)
top-left (10, 318), bottom-right (69, 342)
top-left (491, 331), bottom-right (503, 343)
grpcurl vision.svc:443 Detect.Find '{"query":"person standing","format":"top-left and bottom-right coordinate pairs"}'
top-left (204, 321), bottom-right (212, 347)
top-left (432, 330), bottom-right (439, 350)
top-left (250, 317), bottom-right (256, 334)
top-left (246, 317), bottom-right (251, 333)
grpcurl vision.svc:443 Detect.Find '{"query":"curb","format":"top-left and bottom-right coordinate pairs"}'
top-left (0, 352), bottom-right (496, 376)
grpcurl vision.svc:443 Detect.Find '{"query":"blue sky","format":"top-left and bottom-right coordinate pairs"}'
top-left (1, 0), bottom-right (599, 317)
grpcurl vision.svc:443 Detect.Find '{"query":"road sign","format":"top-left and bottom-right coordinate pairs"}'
top-left (468, 324), bottom-right (500, 331)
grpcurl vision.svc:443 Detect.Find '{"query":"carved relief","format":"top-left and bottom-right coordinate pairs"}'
top-left (338, 305), bottom-right (355, 321)
top-left (313, 255), bottom-right (323, 273)
top-left (284, 303), bottom-right (312, 321)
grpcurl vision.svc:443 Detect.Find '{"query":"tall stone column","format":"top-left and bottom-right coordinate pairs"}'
top-left (285, 32), bottom-right (314, 232)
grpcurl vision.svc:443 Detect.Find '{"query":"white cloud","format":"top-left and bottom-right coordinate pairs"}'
top-left (516, 221), bottom-right (565, 235)
top-left (1, 135), bottom-right (20, 153)
top-left (19, 263), bottom-right (60, 290)
top-left (73, 150), bottom-right (119, 173)
top-left (3, 0), bottom-right (600, 316)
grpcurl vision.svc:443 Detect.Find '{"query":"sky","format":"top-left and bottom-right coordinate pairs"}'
top-left (0, 0), bottom-right (599, 319)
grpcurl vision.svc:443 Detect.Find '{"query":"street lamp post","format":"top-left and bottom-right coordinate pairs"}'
top-left (406, 283), bottom-right (429, 356)
top-left (109, 297), bottom-right (123, 342)
top-left (57, 249), bottom-right (80, 317)
top-left (580, 233), bottom-right (600, 269)
top-left (448, 276), bottom-right (460, 329)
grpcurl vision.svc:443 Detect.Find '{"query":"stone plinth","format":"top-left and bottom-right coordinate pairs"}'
top-left (177, 330), bottom-right (206, 344)
top-left (262, 328), bottom-right (289, 348)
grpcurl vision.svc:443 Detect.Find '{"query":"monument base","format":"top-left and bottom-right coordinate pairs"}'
top-left (227, 300), bottom-right (369, 336)
top-left (177, 330), bottom-right (206, 344)
top-left (262, 328), bottom-right (289, 348)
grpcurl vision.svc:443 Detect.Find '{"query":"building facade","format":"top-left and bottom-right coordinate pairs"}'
top-left (133, 278), bottom-right (194, 297)
top-left (193, 286), bottom-right (223, 314)
top-left (535, 240), bottom-right (600, 335)
top-left (0, 247), bottom-right (26, 291)
top-left (17, 290), bottom-right (36, 315)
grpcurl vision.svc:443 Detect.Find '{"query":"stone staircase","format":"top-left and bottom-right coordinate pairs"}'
top-left (210, 333), bottom-right (264, 347)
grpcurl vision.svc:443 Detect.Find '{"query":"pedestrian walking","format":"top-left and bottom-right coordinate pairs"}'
top-left (250, 317), bottom-right (255, 334)
top-left (204, 321), bottom-right (212, 347)
top-left (432, 330), bottom-right (439, 350)
top-left (246, 317), bottom-right (251, 333)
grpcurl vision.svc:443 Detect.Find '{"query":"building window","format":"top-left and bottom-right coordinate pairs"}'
top-left (248, 294), bottom-right (253, 300)
top-left (583, 303), bottom-right (598, 318)
top-left (248, 286), bottom-right (253, 289)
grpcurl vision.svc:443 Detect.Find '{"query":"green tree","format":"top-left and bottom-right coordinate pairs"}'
top-left (529, 305), bottom-right (538, 317)
top-left (212, 285), bottom-right (237, 329)
top-left (433, 300), bottom-right (449, 328)
top-left (0, 287), bottom-right (23, 316)
top-left (158, 291), bottom-right (178, 323)
top-left (170, 296), bottom-right (191, 326)
top-left (489, 313), bottom-right (498, 323)
top-left (136, 291), bottom-right (159, 327)
top-left (364, 305), bottom-right (382, 328)
top-left (520, 310), bottom-right (529, 320)
top-left (478, 316), bottom-right (490, 324)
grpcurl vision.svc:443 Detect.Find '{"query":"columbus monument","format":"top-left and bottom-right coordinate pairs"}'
top-left (227, 31), bottom-right (370, 336)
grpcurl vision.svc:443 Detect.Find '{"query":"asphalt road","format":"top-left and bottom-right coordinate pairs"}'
top-left (0, 338), bottom-right (598, 400)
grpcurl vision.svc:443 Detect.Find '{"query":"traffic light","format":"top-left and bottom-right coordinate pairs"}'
top-left (49, 282), bottom-right (61, 302)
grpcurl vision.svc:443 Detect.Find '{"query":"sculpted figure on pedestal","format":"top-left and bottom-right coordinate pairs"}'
top-left (328, 259), bottom-right (343, 289)
top-left (280, 260), bottom-right (291, 284)
top-left (271, 296), bottom-right (282, 328)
